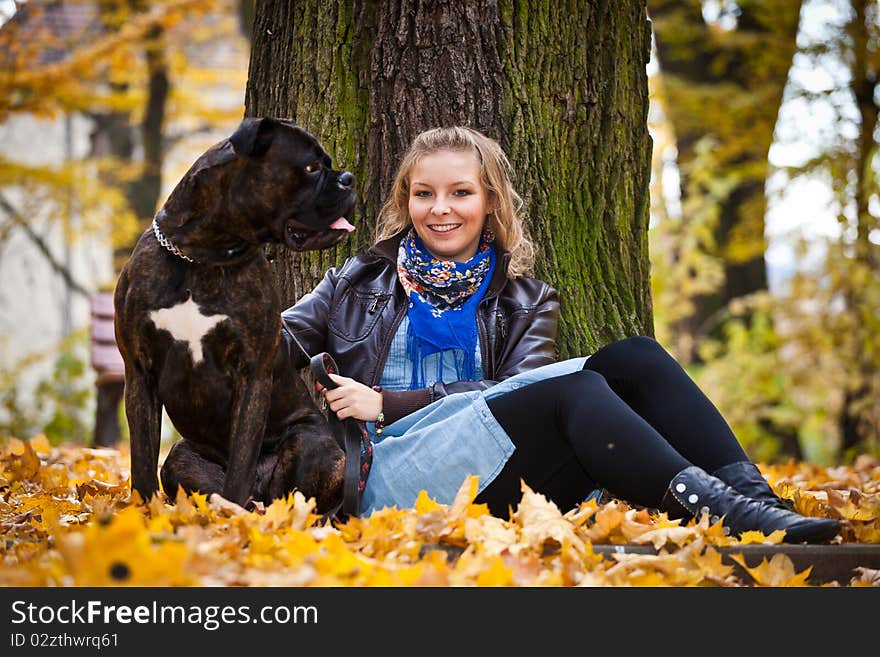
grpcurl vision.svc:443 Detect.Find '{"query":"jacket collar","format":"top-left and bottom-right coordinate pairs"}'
top-left (368, 228), bottom-right (512, 299)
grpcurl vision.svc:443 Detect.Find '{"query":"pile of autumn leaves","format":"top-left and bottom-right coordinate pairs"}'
top-left (1, 436), bottom-right (879, 587)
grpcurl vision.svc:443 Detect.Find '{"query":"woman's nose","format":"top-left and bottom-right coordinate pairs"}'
top-left (431, 200), bottom-right (451, 215)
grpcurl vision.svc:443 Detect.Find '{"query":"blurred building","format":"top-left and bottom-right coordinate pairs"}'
top-left (0, 1), bottom-right (249, 440)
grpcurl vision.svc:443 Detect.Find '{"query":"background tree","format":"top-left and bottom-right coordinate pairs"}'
top-left (0, 0), bottom-right (248, 444)
top-left (245, 0), bottom-right (654, 356)
top-left (648, 0), bottom-right (804, 361)
top-left (836, 0), bottom-right (879, 455)
top-left (649, 0), bottom-right (879, 463)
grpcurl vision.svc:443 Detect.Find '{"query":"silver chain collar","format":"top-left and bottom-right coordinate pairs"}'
top-left (152, 219), bottom-right (195, 263)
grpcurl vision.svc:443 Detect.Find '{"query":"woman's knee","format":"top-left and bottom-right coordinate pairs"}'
top-left (592, 335), bottom-right (668, 372)
top-left (611, 335), bottom-right (663, 355)
top-left (555, 369), bottom-right (613, 408)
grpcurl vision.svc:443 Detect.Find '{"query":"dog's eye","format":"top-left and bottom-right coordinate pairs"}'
top-left (305, 162), bottom-right (322, 173)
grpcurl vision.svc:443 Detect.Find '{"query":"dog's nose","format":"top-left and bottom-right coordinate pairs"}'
top-left (338, 171), bottom-right (354, 189)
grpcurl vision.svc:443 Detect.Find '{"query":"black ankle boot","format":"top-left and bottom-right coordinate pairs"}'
top-left (660, 466), bottom-right (840, 544)
top-left (712, 461), bottom-right (794, 511)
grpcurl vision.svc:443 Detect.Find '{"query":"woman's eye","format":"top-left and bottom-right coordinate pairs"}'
top-left (413, 190), bottom-right (431, 198)
top-left (453, 189), bottom-right (472, 196)
top-left (305, 163), bottom-right (322, 173)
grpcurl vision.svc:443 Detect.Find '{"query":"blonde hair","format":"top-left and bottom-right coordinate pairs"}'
top-left (375, 126), bottom-right (535, 277)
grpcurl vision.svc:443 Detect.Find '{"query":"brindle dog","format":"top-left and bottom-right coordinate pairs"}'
top-left (114, 117), bottom-right (353, 512)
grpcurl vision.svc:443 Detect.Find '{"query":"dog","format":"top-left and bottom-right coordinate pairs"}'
top-left (114, 117), bottom-right (354, 512)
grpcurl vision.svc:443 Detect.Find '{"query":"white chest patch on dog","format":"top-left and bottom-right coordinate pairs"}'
top-left (149, 296), bottom-right (229, 365)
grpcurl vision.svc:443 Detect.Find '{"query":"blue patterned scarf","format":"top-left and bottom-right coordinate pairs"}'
top-left (396, 227), bottom-right (496, 389)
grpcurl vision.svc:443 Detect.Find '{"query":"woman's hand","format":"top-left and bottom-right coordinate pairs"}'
top-left (321, 373), bottom-right (382, 422)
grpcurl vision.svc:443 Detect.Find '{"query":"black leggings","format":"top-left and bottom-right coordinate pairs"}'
top-left (475, 336), bottom-right (749, 517)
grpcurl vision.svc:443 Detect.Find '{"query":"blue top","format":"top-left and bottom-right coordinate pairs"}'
top-left (360, 316), bottom-right (588, 515)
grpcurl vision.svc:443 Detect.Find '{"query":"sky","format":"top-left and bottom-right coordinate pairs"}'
top-left (0, 0), bottom-right (14, 22)
top-left (764, 0), bottom-right (861, 287)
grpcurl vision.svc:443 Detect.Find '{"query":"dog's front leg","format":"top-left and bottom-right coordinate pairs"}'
top-left (222, 375), bottom-right (272, 505)
top-left (125, 368), bottom-right (163, 502)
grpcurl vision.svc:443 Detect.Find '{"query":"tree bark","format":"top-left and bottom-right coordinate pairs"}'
top-left (246, 0), bottom-right (654, 357)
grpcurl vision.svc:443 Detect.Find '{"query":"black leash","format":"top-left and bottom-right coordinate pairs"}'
top-left (286, 330), bottom-right (369, 519)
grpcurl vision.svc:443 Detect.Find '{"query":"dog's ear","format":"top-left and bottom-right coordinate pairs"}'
top-left (229, 117), bottom-right (277, 157)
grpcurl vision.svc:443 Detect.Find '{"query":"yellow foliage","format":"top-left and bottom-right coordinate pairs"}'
top-left (729, 553), bottom-right (812, 587)
top-left (1, 440), bottom-right (878, 586)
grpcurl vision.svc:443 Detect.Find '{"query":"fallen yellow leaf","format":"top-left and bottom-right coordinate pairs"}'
top-left (729, 552), bottom-right (812, 586)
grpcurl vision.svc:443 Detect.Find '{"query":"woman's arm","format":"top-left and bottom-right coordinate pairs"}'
top-left (302, 275), bottom-right (559, 427)
top-left (280, 265), bottom-right (342, 370)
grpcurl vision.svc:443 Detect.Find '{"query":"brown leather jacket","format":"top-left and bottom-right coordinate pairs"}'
top-left (281, 231), bottom-right (560, 424)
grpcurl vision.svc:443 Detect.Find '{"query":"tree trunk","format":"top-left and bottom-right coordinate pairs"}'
top-left (840, 0), bottom-right (879, 456)
top-left (649, 0), bottom-right (803, 359)
top-left (90, 2), bottom-right (171, 446)
top-left (92, 2), bottom-right (170, 273)
top-left (246, 0), bottom-right (654, 357)
top-left (238, 0), bottom-right (255, 41)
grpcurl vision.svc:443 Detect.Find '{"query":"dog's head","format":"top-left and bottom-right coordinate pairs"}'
top-left (226, 117), bottom-right (357, 251)
top-left (161, 117), bottom-right (357, 252)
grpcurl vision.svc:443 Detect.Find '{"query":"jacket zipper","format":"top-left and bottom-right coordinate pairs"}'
top-left (496, 309), bottom-right (506, 341)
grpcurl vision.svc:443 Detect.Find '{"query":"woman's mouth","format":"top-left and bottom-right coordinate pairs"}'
top-left (428, 223), bottom-right (461, 233)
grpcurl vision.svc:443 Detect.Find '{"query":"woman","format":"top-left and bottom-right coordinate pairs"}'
top-left (281, 126), bottom-right (839, 543)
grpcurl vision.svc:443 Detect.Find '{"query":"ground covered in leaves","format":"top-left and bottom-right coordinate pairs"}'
top-left (1, 436), bottom-right (879, 587)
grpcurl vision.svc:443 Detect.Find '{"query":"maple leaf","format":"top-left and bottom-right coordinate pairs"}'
top-left (620, 508), bottom-right (657, 541)
top-left (208, 493), bottom-right (248, 517)
top-left (826, 488), bottom-right (877, 521)
top-left (851, 567), bottom-right (880, 587)
top-left (189, 490), bottom-right (211, 514)
top-left (464, 515), bottom-right (523, 556)
top-left (75, 478), bottom-right (129, 501)
top-left (564, 498), bottom-right (599, 527)
top-left (414, 490), bottom-right (444, 514)
top-left (513, 481), bottom-right (586, 554)
top-left (475, 555), bottom-right (515, 586)
top-left (688, 543), bottom-right (735, 583)
top-left (582, 501), bottom-right (626, 543)
top-left (4, 440), bottom-right (41, 483)
top-left (409, 550), bottom-right (452, 586)
top-left (632, 525), bottom-right (697, 550)
top-left (447, 476), bottom-right (490, 521)
top-left (415, 509), bottom-right (447, 543)
top-left (852, 523), bottom-right (880, 543)
top-left (56, 506), bottom-right (193, 586)
top-left (449, 476), bottom-right (480, 518)
top-left (604, 551), bottom-right (684, 583)
top-left (3, 437), bottom-right (26, 455)
top-left (289, 491), bottom-right (319, 530)
top-left (695, 513), bottom-right (738, 546)
top-left (793, 489), bottom-right (832, 518)
top-left (261, 495), bottom-right (295, 531)
top-left (29, 434), bottom-right (52, 455)
top-left (729, 553), bottom-right (812, 587)
top-left (2, 439), bottom-right (878, 587)
top-left (500, 549), bottom-right (547, 585)
top-left (738, 529), bottom-right (787, 545)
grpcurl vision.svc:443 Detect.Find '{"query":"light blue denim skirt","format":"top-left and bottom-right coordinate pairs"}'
top-left (359, 356), bottom-right (588, 515)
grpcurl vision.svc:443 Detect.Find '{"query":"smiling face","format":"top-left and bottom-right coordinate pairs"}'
top-left (407, 149), bottom-right (490, 262)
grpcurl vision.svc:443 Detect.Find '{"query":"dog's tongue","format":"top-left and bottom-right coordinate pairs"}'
top-left (330, 217), bottom-right (356, 232)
